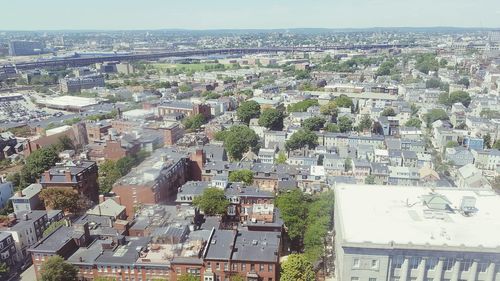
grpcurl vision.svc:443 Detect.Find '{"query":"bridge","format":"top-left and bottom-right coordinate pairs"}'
top-left (6, 44), bottom-right (411, 70)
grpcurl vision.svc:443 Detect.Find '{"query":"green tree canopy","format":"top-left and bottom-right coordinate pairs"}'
top-left (381, 107), bottom-right (396, 117)
top-left (178, 274), bottom-right (198, 281)
top-left (319, 101), bottom-right (339, 117)
top-left (425, 109), bottom-right (449, 126)
top-left (216, 125), bottom-right (259, 160)
top-left (40, 256), bottom-right (78, 281)
top-left (439, 90), bottom-right (471, 107)
top-left (287, 100), bottom-right (319, 113)
top-left (258, 108), bottom-right (284, 130)
top-left (98, 160), bottom-right (122, 194)
top-left (229, 170), bottom-right (254, 185)
top-left (281, 254), bottom-right (316, 281)
top-left (183, 114), bottom-right (206, 130)
top-left (405, 118), bottom-right (422, 129)
top-left (357, 115), bottom-right (372, 132)
top-left (193, 187), bottom-right (230, 216)
top-left (334, 95), bottom-right (354, 108)
top-left (276, 189), bottom-right (309, 242)
top-left (237, 100), bottom-right (261, 124)
top-left (20, 144), bottom-right (60, 189)
top-left (275, 151), bottom-right (287, 164)
top-left (324, 123), bottom-right (340, 132)
top-left (285, 129), bottom-right (318, 151)
top-left (338, 116), bottom-right (353, 133)
top-left (365, 175), bottom-right (376, 184)
top-left (302, 116), bottom-right (326, 131)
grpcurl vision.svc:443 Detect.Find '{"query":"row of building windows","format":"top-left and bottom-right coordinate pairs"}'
top-left (392, 257), bottom-right (491, 273)
top-left (207, 262), bottom-right (273, 272)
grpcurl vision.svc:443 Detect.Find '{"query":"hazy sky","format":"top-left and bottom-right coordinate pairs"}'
top-left (2, 0), bottom-right (500, 30)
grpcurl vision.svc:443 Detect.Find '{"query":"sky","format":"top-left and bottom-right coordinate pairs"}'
top-left (1, 0), bottom-right (500, 30)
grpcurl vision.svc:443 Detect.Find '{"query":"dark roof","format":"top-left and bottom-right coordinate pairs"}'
top-left (95, 237), bottom-right (150, 265)
top-left (232, 230), bottom-right (280, 263)
top-left (204, 230), bottom-right (236, 260)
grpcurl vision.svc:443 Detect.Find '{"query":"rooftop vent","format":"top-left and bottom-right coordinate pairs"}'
top-left (460, 196), bottom-right (477, 216)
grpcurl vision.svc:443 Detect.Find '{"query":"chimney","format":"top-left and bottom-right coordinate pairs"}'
top-left (43, 171), bottom-right (51, 182)
top-left (99, 194), bottom-right (105, 204)
top-left (65, 170), bottom-right (72, 182)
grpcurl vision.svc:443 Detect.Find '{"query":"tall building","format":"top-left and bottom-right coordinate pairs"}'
top-left (8, 40), bottom-right (44, 56)
top-left (40, 161), bottom-right (99, 204)
top-left (59, 74), bottom-right (105, 93)
top-left (333, 184), bottom-right (500, 281)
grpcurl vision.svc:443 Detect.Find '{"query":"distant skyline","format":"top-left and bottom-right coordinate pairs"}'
top-left (1, 0), bottom-right (500, 31)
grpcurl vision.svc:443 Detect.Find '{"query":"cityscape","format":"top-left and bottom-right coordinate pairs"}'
top-left (0, 1), bottom-right (500, 281)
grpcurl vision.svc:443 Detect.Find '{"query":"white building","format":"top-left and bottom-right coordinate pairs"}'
top-left (334, 184), bottom-right (500, 281)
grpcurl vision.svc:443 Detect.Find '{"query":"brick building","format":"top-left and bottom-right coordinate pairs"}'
top-left (162, 123), bottom-right (185, 146)
top-left (158, 101), bottom-right (211, 120)
top-left (111, 148), bottom-right (190, 217)
top-left (40, 160), bottom-right (99, 204)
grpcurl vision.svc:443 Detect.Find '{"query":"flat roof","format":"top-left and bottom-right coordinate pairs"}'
top-left (41, 95), bottom-right (101, 108)
top-left (334, 184), bottom-right (500, 251)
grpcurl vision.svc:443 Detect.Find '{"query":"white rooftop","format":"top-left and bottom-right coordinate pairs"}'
top-left (42, 95), bottom-right (101, 108)
top-left (335, 184), bottom-right (500, 251)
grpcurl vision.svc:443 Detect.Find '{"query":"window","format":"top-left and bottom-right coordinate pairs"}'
top-left (393, 256), bottom-right (404, 269)
top-left (351, 277), bottom-right (359, 281)
top-left (478, 263), bottom-right (488, 272)
top-left (216, 263), bottom-right (220, 270)
top-left (443, 259), bottom-right (455, 271)
top-left (250, 264), bottom-right (255, 271)
top-left (459, 259), bottom-right (472, 272)
top-left (369, 278), bottom-right (377, 281)
top-left (410, 257), bottom-right (421, 269)
top-left (353, 258), bottom-right (360, 268)
top-left (371, 260), bottom-right (379, 269)
top-left (260, 264), bottom-right (265, 272)
top-left (426, 258), bottom-right (438, 270)
top-left (268, 264), bottom-right (273, 272)
top-left (241, 263), bottom-right (246, 271)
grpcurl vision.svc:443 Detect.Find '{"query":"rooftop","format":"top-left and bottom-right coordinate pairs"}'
top-left (335, 184), bottom-right (500, 252)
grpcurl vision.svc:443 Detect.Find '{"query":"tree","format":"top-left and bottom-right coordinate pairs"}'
top-left (338, 116), bottom-right (353, 133)
top-left (0, 262), bottom-right (9, 277)
top-left (320, 101), bottom-right (338, 117)
top-left (229, 170), bottom-right (254, 185)
top-left (258, 108), bottom-right (284, 130)
top-left (178, 274), bottom-right (198, 281)
top-left (276, 190), bottom-right (309, 242)
top-left (217, 125), bottom-right (259, 160)
top-left (426, 78), bottom-right (442, 89)
top-left (230, 275), bottom-right (245, 281)
top-left (98, 160), bottom-right (122, 194)
top-left (287, 100), bottom-right (319, 113)
top-left (40, 255), bottom-right (78, 281)
top-left (57, 135), bottom-right (75, 151)
top-left (20, 145), bottom-right (60, 188)
top-left (285, 130), bottom-right (318, 151)
top-left (365, 175), bottom-right (376, 184)
top-left (183, 114), bottom-right (206, 130)
top-left (357, 115), bottom-right (372, 132)
top-left (43, 220), bottom-right (66, 237)
top-left (39, 189), bottom-right (80, 213)
top-left (493, 140), bottom-right (500, 150)
top-left (335, 95), bottom-right (354, 108)
top-left (446, 141), bottom-right (459, 148)
top-left (439, 90), bottom-right (471, 107)
top-left (280, 254), bottom-right (315, 281)
top-left (324, 123), bottom-right (340, 133)
top-left (424, 109), bottom-right (449, 127)
top-left (381, 107), bottom-right (396, 117)
top-left (405, 118), bottom-right (422, 128)
top-left (237, 100), bottom-right (261, 124)
top-left (193, 188), bottom-right (230, 216)
top-left (303, 192), bottom-right (334, 262)
top-left (275, 151), bottom-right (287, 164)
top-left (415, 53), bottom-right (439, 74)
top-left (483, 133), bottom-right (492, 149)
top-left (457, 77), bottom-right (470, 88)
top-left (344, 158), bottom-right (352, 172)
top-left (302, 117), bottom-right (326, 131)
